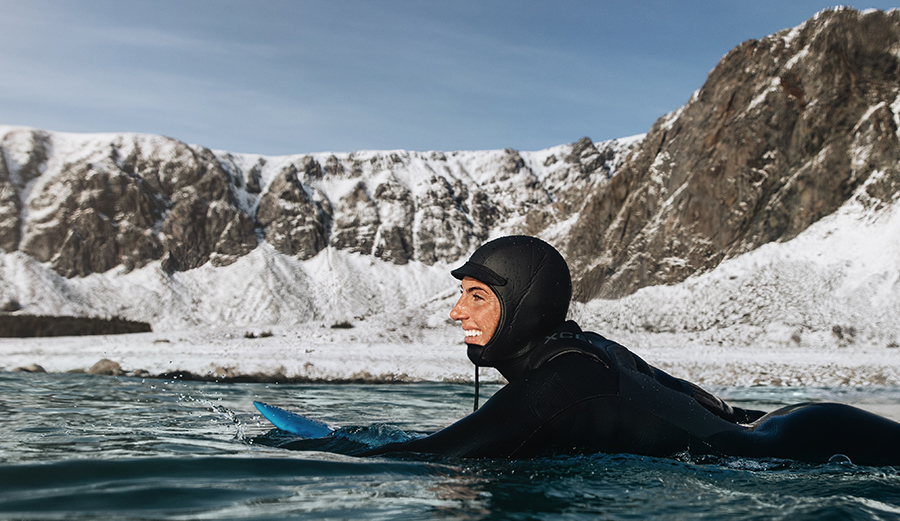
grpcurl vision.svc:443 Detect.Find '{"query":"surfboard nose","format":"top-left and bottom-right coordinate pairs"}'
top-left (253, 401), bottom-right (335, 438)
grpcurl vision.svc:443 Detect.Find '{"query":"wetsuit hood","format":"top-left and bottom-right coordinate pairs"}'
top-left (451, 235), bottom-right (572, 368)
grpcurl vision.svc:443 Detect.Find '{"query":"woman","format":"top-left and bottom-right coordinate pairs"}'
top-left (347, 235), bottom-right (900, 465)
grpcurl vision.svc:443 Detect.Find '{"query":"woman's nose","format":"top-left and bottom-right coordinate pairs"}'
top-left (449, 297), bottom-right (466, 320)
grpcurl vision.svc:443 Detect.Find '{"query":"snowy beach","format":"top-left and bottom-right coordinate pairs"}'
top-left (3, 189), bottom-right (900, 390)
top-left (4, 316), bottom-right (899, 388)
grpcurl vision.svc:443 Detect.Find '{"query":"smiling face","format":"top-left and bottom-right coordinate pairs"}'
top-left (449, 276), bottom-right (502, 346)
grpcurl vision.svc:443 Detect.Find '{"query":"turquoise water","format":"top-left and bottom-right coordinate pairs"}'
top-left (2, 371), bottom-right (900, 520)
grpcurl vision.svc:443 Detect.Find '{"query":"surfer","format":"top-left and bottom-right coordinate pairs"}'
top-left (349, 235), bottom-right (900, 465)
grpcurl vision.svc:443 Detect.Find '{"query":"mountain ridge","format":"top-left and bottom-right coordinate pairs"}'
top-left (0, 124), bottom-right (639, 278)
top-left (1, 7), bottom-right (898, 351)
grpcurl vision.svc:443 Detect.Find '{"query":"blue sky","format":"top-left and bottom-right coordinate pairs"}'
top-left (1, 1), bottom-right (897, 155)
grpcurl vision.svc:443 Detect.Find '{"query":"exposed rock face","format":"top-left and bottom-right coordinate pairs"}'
top-left (0, 162), bottom-right (24, 253)
top-left (568, 7), bottom-right (900, 300)
top-left (23, 159), bottom-right (163, 276)
top-left (118, 138), bottom-right (257, 271)
top-left (330, 182), bottom-right (380, 255)
top-left (0, 124), bottom-right (627, 277)
top-left (524, 137), bottom-right (626, 237)
top-left (413, 175), bottom-right (480, 264)
top-left (255, 162), bottom-right (331, 260)
top-left (0, 130), bottom-right (50, 253)
top-left (371, 177), bottom-right (414, 264)
top-left (160, 196), bottom-right (257, 271)
top-left (1, 131), bottom-right (257, 276)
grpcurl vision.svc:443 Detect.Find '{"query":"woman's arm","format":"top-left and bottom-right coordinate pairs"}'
top-left (355, 381), bottom-right (544, 458)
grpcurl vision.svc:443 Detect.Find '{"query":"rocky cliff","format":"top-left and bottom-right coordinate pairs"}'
top-left (0, 128), bottom-right (634, 281)
top-left (567, 7), bottom-right (900, 299)
top-left (0, 131), bottom-right (258, 276)
top-left (1, 7), bottom-right (899, 329)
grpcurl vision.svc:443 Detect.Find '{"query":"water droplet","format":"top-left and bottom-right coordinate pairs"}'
top-left (828, 454), bottom-right (852, 464)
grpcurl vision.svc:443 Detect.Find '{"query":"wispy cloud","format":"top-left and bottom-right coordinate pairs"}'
top-left (1, 0), bottom-right (897, 155)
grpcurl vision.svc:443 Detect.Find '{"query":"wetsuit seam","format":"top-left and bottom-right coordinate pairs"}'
top-left (543, 348), bottom-right (609, 369)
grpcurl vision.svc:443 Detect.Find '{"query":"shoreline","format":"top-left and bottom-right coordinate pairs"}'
top-left (3, 323), bottom-right (900, 387)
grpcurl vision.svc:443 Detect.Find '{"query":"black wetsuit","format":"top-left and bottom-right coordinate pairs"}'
top-left (359, 321), bottom-right (900, 465)
top-left (282, 235), bottom-right (900, 465)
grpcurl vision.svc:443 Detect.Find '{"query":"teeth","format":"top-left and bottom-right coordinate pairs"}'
top-left (464, 330), bottom-right (482, 337)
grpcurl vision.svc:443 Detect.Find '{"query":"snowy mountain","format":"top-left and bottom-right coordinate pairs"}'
top-left (0, 125), bottom-right (638, 329)
top-left (0, 124), bottom-right (634, 276)
top-left (1, 7), bottom-right (899, 358)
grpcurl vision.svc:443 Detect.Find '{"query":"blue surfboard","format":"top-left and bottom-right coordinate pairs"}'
top-left (253, 401), bottom-right (335, 438)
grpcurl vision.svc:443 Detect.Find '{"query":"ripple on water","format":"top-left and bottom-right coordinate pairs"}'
top-left (1, 371), bottom-right (899, 520)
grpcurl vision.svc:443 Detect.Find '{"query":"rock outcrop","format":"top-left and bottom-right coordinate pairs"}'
top-left (255, 162), bottom-right (331, 260)
top-left (0, 130), bottom-right (50, 253)
top-left (371, 177), bottom-right (415, 264)
top-left (568, 7), bottom-right (900, 299)
top-left (1, 132), bottom-right (257, 276)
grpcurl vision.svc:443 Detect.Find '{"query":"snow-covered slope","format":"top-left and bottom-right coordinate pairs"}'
top-left (0, 243), bottom-right (451, 330)
top-left (577, 199), bottom-right (900, 351)
top-left (568, 191), bottom-right (900, 387)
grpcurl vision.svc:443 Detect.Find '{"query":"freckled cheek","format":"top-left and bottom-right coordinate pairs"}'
top-left (485, 313), bottom-right (500, 332)
top-left (472, 304), bottom-right (496, 332)
top-left (487, 306), bottom-right (501, 333)
top-left (472, 302), bottom-right (492, 321)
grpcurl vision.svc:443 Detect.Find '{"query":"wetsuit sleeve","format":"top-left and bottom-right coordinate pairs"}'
top-left (355, 378), bottom-right (547, 458)
top-left (356, 350), bottom-right (631, 459)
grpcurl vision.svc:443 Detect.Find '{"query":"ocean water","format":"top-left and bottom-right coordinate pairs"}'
top-left (2, 371), bottom-right (900, 520)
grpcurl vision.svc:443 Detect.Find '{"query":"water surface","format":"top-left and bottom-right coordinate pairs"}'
top-left (2, 371), bottom-right (899, 520)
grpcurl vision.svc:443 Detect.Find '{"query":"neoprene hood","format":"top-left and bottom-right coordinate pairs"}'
top-left (451, 235), bottom-right (572, 367)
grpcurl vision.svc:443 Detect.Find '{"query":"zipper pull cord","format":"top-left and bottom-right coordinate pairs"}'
top-left (473, 365), bottom-right (480, 412)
